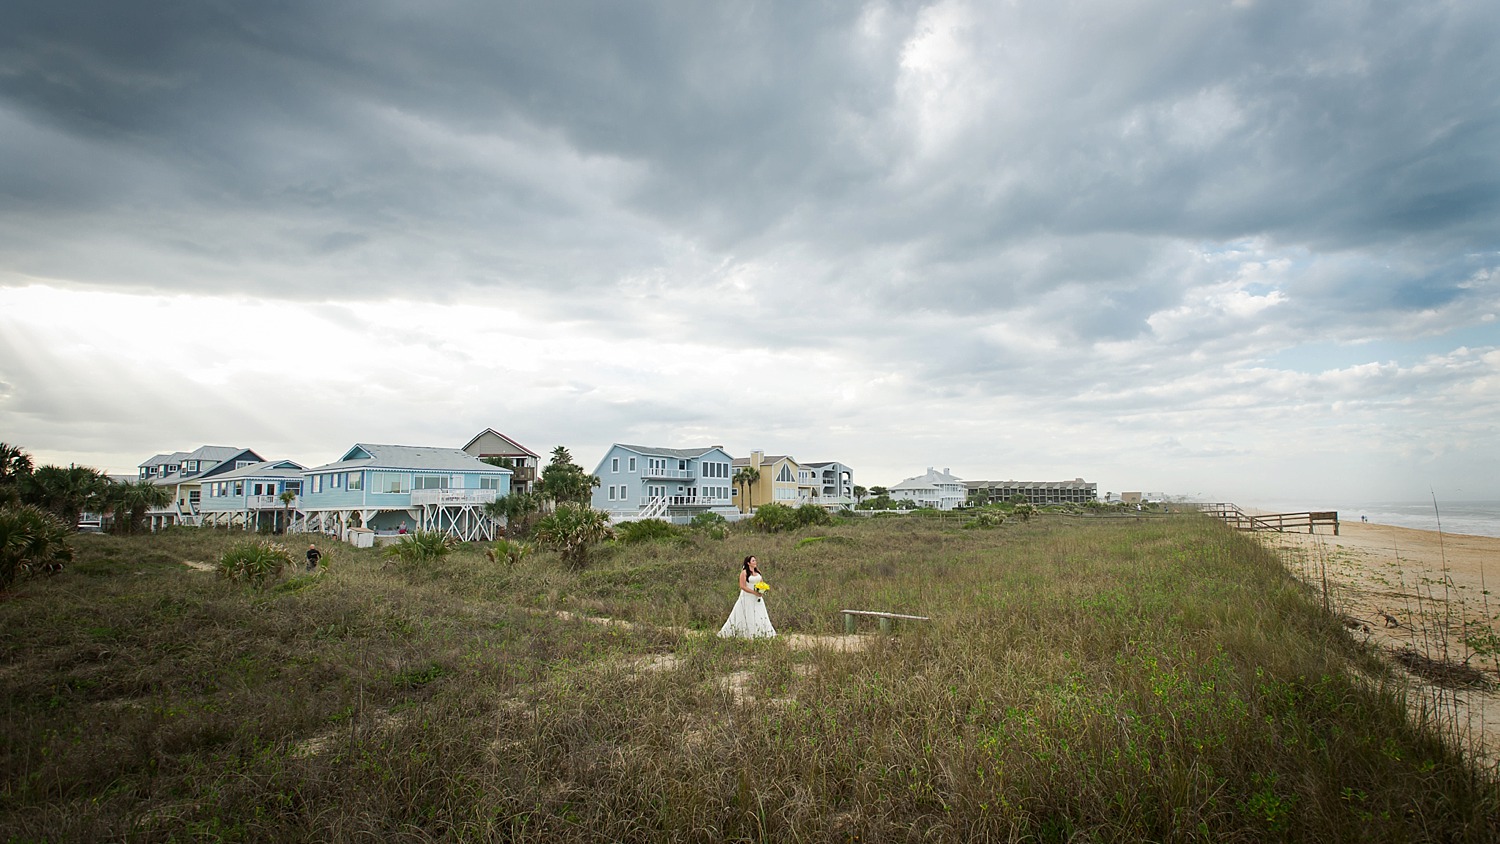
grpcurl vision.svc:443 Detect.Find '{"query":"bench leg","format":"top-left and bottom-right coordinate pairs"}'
top-left (879, 617), bottom-right (892, 635)
top-left (844, 613), bottom-right (855, 635)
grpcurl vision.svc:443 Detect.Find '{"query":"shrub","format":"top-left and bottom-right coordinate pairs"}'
top-left (689, 511), bottom-right (730, 540)
top-left (0, 503), bottom-right (73, 591)
top-left (965, 512), bottom-right (1005, 529)
top-left (749, 502), bottom-right (798, 533)
top-left (615, 518), bottom-right (681, 544)
top-left (533, 503), bottom-right (612, 569)
top-left (485, 538), bottom-right (533, 567)
top-left (750, 503), bottom-right (833, 533)
top-left (1012, 502), bottom-right (1037, 522)
top-left (216, 540), bottom-right (292, 588)
top-left (385, 531), bottom-right (456, 565)
top-left (795, 504), bottom-right (833, 528)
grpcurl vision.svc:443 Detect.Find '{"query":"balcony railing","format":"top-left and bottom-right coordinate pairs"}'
top-left (247, 495), bottom-right (301, 510)
top-left (410, 489), bottom-right (499, 506)
top-left (641, 467), bottom-right (695, 480)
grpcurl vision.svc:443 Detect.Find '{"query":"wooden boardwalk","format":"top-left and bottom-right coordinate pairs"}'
top-left (1203, 503), bottom-right (1339, 535)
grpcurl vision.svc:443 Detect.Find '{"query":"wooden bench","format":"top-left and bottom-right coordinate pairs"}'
top-left (841, 609), bottom-right (931, 634)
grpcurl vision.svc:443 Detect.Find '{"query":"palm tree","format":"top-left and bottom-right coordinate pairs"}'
top-left (105, 480), bottom-right (173, 534)
top-left (23, 465), bottom-right (109, 528)
top-left (1, 504), bottom-right (73, 591)
top-left (852, 484), bottom-right (868, 504)
top-left (1, 443), bottom-right (33, 507)
top-left (278, 490), bottom-right (298, 534)
top-left (532, 502), bottom-right (612, 569)
top-left (733, 467), bottom-right (761, 514)
top-left (484, 491), bottom-right (544, 538)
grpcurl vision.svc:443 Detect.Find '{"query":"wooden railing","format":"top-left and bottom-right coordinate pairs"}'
top-left (1203, 503), bottom-right (1339, 535)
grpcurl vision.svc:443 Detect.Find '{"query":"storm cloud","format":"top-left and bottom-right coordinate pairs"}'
top-left (2, 0), bottom-right (1497, 503)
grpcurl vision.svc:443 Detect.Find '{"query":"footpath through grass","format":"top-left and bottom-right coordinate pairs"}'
top-left (2, 515), bottom-right (1497, 841)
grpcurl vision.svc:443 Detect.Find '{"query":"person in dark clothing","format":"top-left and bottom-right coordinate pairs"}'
top-left (306, 544), bottom-right (322, 571)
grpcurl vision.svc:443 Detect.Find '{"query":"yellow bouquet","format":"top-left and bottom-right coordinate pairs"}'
top-left (755, 581), bottom-right (770, 593)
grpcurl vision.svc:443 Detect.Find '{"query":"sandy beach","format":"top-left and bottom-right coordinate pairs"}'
top-left (1257, 521), bottom-right (1500, 764)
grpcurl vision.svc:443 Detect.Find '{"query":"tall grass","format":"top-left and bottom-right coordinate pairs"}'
top-left (1, 516), bottom-right (1496, 841)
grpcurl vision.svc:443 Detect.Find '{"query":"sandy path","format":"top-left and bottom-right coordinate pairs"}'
top-left (1257, 522), bottom-right (1500, 765)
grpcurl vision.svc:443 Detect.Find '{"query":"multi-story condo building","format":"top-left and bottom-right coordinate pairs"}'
top-left (964, 478), bottom-right (1098, 505)
top-left (591, 444), bottom-right (739, 524)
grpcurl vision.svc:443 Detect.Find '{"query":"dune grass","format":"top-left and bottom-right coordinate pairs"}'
top-left (2, 516), bottom-right (1496, 841)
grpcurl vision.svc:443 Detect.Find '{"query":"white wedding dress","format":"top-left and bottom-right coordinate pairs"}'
top-left (718, 573), bottom-right (776, 638)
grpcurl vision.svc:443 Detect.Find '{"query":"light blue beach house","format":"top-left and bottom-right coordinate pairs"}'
top-left (198, 459), bottom-right (306, 533)
top-left (590, 444), bottom-right (739, 524)
top-left (300, 444), bottom-right (512, 542)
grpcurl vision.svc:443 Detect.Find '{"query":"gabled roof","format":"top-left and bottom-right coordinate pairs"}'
top-left (614, 444), bottom-right (726, 460)
top-left (147, 447), bottom-right (264, 485)
top-left (185, 445), bottom-right (248, 463)
top-left (141, 451), bottom-right (190, 468)
top-left (890, 467), bottom-right (964, 491)
top-left (305, 443), bottom-right (512, 474)
top-left (462, 429), bottom-right (540, 459)
top-left (731, 455), bottom-right (793, 467)
top-left (209, 460), bottom-right (306, 481)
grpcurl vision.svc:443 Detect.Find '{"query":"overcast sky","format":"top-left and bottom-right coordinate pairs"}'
top-left (2, 0), bottom-right (1498, 506)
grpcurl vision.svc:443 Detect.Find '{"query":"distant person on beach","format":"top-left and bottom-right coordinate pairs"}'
top-left (719, 555), bottom-right (775, 638)
top-left (306, 544), bottom-right (322, 571)
top-left (398, 521), bottom-right (408, 534)
top-left (1362, 515), bottom-right (1368, 523)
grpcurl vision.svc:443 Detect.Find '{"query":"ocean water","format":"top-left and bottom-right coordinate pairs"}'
top-left (1244, 499), bottom-right (1500, 539)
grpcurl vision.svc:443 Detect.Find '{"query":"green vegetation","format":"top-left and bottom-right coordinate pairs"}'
top-left (532, 501), bottom-right (612, 569)
top-left (0, 503), bottom-right (73, 591)
top-left (216, 539), bottom-right (293, 588)
top-left (383, 530), bottom-right (457, 565)
top-left (1, 516), bottom-right (1496, 841)
top-left (749, 502), bottom-right (834, 533)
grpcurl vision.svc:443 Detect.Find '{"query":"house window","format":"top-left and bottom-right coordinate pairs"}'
top-left (348, 472), bottom-right (363, 491)
top-left (628, 457), bottom-right (636, 472)
top-left (479, 477), bottom-right (499, 490)
top-left (286, 482), bottom-right (301, 495)
top-left (778, 466), bottom-right (793, 482)
top-left (371, 473), bottom-right (409, 494)
top-left (619, 486), bottom-right (628, 501)
top-left (414, 475), bottom-right (448, 490)
top-left (332, 473), bottom-right (342, 489)
top-left (608, 486), bottom-right (617, 501)
top-left (612, 458), bottom-right (620, 473)
top-left (233, 481), bottom-right (244, 496)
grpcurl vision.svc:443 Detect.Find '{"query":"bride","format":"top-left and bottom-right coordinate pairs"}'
top-left (718, 555), bottom-right (776, 638)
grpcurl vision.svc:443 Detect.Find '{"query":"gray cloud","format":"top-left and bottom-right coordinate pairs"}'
top-left (1, 0), bottom-right (1498, 501)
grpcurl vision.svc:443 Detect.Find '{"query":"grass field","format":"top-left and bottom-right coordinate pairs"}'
top-left (2, 514), bottom-right (1497, 841)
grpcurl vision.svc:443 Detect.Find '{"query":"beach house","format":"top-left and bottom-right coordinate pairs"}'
top-left (729, 452), bottom-right (854, 512)
top-left (199, 460), bottom-right (306, 532)
top-left (590, 444), bottom-right (738, 524)
top-left (802, 461), bottom-right (856, 510)
top-left (461, 429), bottom-right (540, 494)
top-left (889, 467), bottom-right (966, 510)
top-left (300, 444), bottom-right (512, 542)
top-left (139, 445), bottom-right (266, 529)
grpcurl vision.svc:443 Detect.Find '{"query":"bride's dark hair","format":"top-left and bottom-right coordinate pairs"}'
top-left (742, 555), bottom-right (756, 577)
